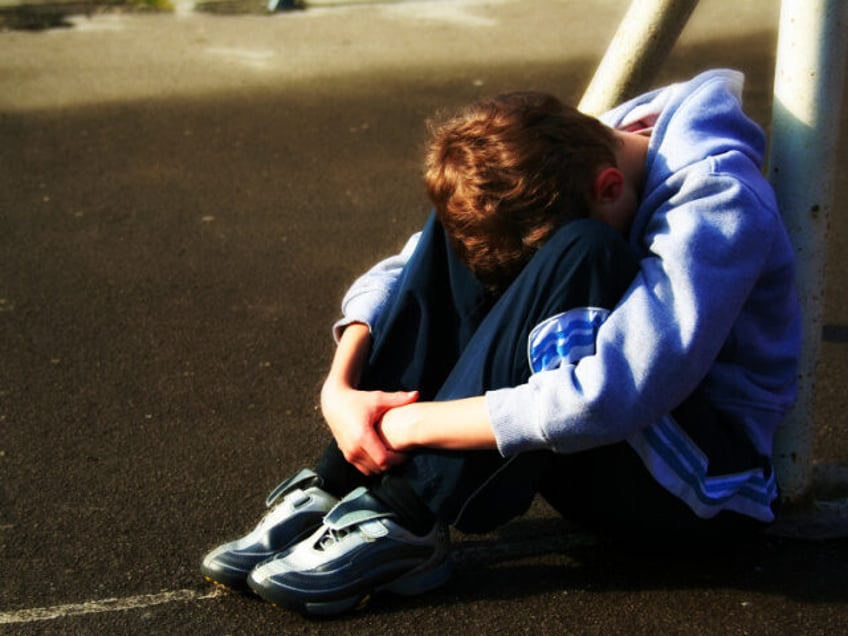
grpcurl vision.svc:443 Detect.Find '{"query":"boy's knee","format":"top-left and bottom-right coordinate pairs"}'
top-left (542, 219), bottom-right (637, 278)
top-left (516, 219), bottom-right (639, 314)
top-left (554, 218), bottom-right (631, 259)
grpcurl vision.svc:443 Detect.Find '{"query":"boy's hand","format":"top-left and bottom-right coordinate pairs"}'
top-left (320, 380), bottom-right (419, 475)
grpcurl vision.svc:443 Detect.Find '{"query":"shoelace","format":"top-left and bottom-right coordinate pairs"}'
top-left (318, 527), bottom-right (349, 551)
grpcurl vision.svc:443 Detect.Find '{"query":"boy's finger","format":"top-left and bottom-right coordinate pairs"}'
top-left (375, 390), bottom-right (419, 410)
top-left (362, 428), bottom-right (405, 473)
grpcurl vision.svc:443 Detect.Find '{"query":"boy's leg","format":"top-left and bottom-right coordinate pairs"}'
top-left (309, 215), bottom-right (638, 517)
top-left (360, 214), bottom-right (494, 399)
top-left (202, 213), bottom-right (478, 588)
top-left (360, 216), bottom-right (773, 542)
top-left (310, 211), bottom-right (493, 499)
top-left (313, 215), bottom-right (640, 532)
top-left (246, 217), bottom-right (640, 613)
top-left (389, 217), bottom-right (640, 533)
top-left (260, 211), bottom-right (641, 533)
top-left (539, 398), bottom-right (774, 547)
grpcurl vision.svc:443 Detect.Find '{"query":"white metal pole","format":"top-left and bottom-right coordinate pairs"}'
top-left (768, 0), bottom-right (848, 504)
top-left (578, 0), bottom-right (699, 115)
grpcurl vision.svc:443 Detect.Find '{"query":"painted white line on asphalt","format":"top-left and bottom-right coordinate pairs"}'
top-left (0, 588), bottom-right (225, 625)
top-left (0, 532), bottom-right (597, 625)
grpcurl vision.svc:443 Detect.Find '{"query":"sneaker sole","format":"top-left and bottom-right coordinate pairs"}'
top-left (203, 573), bottom-right (251, 593)
top-left (255, 555), bottom-right (454, 617)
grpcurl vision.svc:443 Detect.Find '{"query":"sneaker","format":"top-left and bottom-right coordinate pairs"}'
top-left (247, 486), bottom-right (452, 616)
top-left (201, 468), bottom-right (338, 590)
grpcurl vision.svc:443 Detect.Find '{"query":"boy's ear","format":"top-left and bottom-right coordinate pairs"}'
top-left (592, 166), bottom-right (624, 204)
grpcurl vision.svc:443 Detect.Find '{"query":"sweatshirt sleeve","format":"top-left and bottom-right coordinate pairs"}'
top-left (488, 157), bottom-right (780, 456)
top-left (332, 232), bottom-right (421, 341)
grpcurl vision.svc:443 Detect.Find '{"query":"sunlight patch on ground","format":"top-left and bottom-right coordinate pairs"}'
top-left (377, 0), bottom-right (502, 27)
top-left (205, 46), bottom-right (276, 70)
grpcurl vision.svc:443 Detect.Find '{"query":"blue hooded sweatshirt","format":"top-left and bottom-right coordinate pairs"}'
top-left (338, 70), bottom-right (801, 521)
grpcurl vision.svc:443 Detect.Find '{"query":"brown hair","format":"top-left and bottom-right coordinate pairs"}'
top-left (424, 91), bottom-right (617, 295)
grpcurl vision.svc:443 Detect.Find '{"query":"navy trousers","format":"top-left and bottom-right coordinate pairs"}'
top-left (319, 213), bottom-right (636, 531)
top-left (317, 213), bottom-right (768, 539)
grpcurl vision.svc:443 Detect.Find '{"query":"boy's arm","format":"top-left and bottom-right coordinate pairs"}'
top-left (320, 322), bottom-right (419, 475)
top-left (488, 168), bottom-right (785, 456)
top-left (332, 232), bottom-right (421, 340)
top-left (377, 397), bottom-right (497, 451)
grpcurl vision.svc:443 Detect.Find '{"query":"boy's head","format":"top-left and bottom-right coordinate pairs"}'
top-left (423, 91), bottom-right (619, 295)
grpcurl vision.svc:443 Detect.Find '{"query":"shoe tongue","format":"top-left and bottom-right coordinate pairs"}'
top-left (324, 487), bottom-right (394, 531)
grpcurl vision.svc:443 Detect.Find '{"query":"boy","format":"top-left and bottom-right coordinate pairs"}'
top-left (201, 69), bottom-right (800, 616)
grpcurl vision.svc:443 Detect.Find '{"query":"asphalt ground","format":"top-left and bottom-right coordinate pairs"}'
top-left (1, 0), bottom-right (847, 633)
